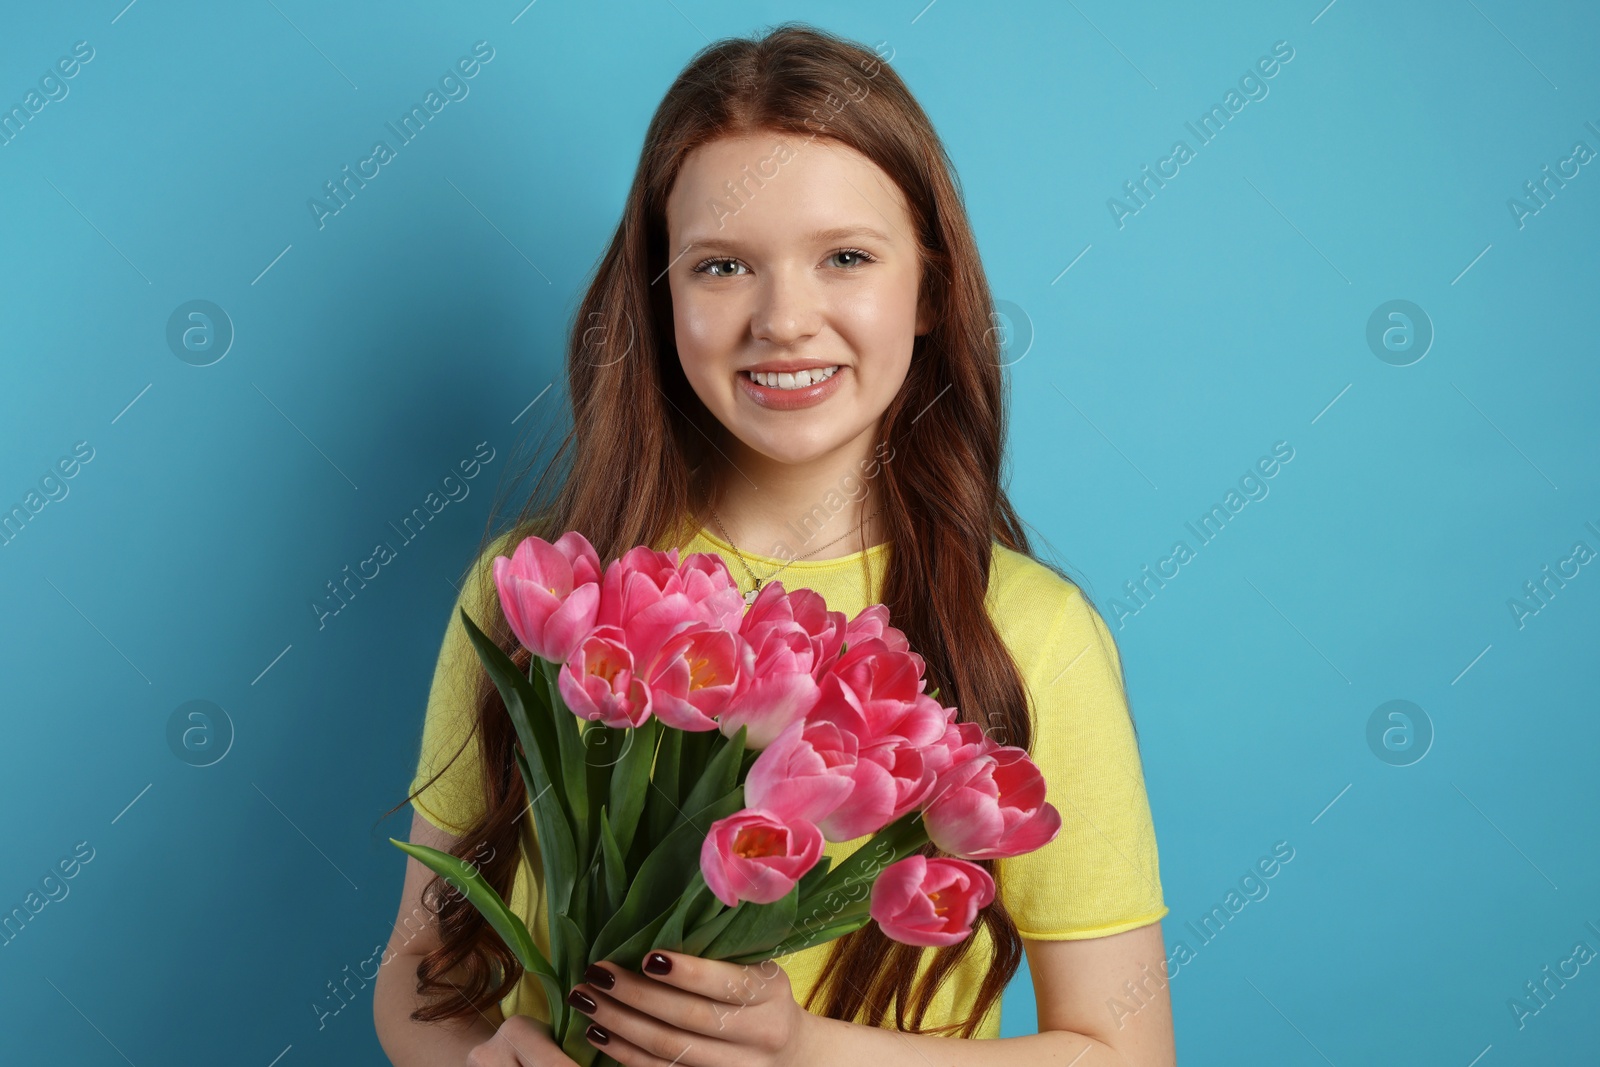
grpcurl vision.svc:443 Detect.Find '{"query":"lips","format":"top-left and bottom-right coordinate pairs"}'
top-left (736, 364), bottom-right (848, 411)
top-left (743, 366), bottom-right (840, 389)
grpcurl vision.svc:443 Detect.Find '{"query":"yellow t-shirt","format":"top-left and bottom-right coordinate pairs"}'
top-left (408, 524), bottom-right (1166, 1039)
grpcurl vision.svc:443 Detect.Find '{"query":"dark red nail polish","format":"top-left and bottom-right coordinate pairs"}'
top-left (567, 988), bottom-right (597, 1014)
top-left (586, 1022), bottom-right (610, 1045)
top-left (644, 952), bottom-right (672, 975)
top-left (584, 963), bottom-right (616, 990)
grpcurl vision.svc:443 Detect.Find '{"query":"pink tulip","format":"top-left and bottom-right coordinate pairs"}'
top-left (596, 547), bottom-right (745, 671)
top-left (816, 738), bottom-right (938, 842)
top-left (492, 531), bottom-right (603, 663)
top-left (642, 622), bottom-right (751, 732)
top-left (700, 808), bottom-right (824, 907)
top-left (718, 582), bottom-right (841, 748)
top-left (768, 585), bottom-right (849, 681)
top-left (870, 855), bottom-right (994, 947)
top-left (557, 625), bottom-right (653, 728)
top-left (745, 719), bottom-right (858, 824)
top-left (841, 603), bottom-right (911, 655)
top-left (923, 720), bottom-right (1000, 783)
top-left (808, 641), bottom-right (947, 751)
top-left (922, 748), bottom-right (1062, 860)
top-left (677, 552), bottom-right (749, 631)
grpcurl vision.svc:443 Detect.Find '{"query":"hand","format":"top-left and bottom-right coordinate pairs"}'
top-left (565, 949), bottom-right (817, 1067)
top-left (467, 1012), bottom-right (581, 1066)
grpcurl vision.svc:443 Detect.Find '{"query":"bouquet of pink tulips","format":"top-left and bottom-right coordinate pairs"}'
top-left (393, 531), bottom-right (1061, 1065)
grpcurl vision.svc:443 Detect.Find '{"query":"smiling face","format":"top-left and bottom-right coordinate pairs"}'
top-left (664, 133), bottom-right (932, 471)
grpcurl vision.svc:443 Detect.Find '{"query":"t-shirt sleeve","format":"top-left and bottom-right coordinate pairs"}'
top-left (993, 566), bottom-right (1168, 940)
top-left (408, 533), bottom-right (513, 837)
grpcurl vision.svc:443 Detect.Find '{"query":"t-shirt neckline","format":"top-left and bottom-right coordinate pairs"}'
top-left (690, 525), bottom-right (891, 570)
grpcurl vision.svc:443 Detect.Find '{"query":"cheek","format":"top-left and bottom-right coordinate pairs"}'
top-left (838, 281), bottom-right (917, 374)
top-left (673, 292), bottom-right (738, 366)
top-left (846, 270), bottom-right (918, 338)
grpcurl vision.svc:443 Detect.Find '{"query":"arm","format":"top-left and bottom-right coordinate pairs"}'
top-left (801, 921), bottom-right (1174, 1065)
top-left (374, 810), bottom-right (574, 1066)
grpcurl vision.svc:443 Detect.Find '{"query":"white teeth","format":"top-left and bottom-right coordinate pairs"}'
top-left (747, 366), bottom-right (839, 390)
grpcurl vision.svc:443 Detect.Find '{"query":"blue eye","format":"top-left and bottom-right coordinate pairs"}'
top-left (692, 257), bottom-right (747, 278)
top-left (689, 248), bottom-right (876, 277)
top-left (830, 247), bottom-right (874, 268)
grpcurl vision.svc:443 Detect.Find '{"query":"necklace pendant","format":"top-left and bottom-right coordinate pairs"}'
top-left (743, 579), bottom-right (761, 606)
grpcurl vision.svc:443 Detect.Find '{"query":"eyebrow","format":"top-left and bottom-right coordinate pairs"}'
top-left (680, 225), bottom-right (895, 254)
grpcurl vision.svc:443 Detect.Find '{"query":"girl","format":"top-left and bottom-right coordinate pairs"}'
top-left (376, 22), bottom-right (1174, 1066)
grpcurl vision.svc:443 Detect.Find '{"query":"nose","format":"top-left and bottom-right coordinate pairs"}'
top-left (750, 266), bottom-right (822, 347)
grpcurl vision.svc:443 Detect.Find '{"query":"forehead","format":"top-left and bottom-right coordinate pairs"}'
top-left (665, 133), bottom-right (913, 247)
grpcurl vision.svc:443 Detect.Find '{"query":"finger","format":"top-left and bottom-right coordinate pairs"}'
top-left (639, 949), bottom-right (793, 1008)
top-left (576, 979), bottom-right (748, 1062)
top-left (575, 960), bottom-right (765, 1040)
top-left (579, 1011), bottom-right (723, 1067)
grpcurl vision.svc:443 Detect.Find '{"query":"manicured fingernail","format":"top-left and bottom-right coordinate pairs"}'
top-left (586, 1022), bottom-right (610, 1045)
top-left (567, 988), bottom-right (597, 1014)
top-left (644, 952), bottom-right (672, 975)
top-left (584, 963), bottom-right (616, 990)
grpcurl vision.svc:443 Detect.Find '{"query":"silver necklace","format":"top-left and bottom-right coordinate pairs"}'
top-left (709, 501), bottom-right (885, 605)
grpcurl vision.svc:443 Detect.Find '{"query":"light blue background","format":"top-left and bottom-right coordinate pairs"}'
top-left (2, 1), bottom-right (1596, 1064)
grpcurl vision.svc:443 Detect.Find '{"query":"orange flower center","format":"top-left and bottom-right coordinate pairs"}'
top-left (587, 648), bottom-right (622, 684)
top-left (687, 651), bottom-right (718, 691)
top-left (732, 824), bottom-right (785, 858)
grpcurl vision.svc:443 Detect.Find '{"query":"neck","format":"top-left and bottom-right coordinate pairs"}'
top-left (703, 426), bottom-right (889, 564)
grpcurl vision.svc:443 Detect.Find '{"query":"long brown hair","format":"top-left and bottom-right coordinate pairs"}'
top-left (392, 21), bottom-right (1060, 1038)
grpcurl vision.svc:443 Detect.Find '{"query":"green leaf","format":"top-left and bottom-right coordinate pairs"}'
top-left (600, 899), bottom-right (677, 974)
top-left (689, 877), bottom-right (728, 929)
top-left (390, 838), bottom-right (554, 981)
top-left (552, 910), bottom-right (588, 985)
top-left (597, 806), bottom-right (627, 916)
top-left (608, 718), bottom-right (658, 861)
top-left (724, 910), bottom-right (873, 965)
top-left (796, 855), bottom-right (833, 899)
top-left (679, 725), bottom-right (720, 787)
top-left (460, 609), bottom-right (564, 818)
top-left (530, 970), bottom-right (571, 1044)
top-left (589, 785), bottom-right (745, 966)
top-left (680, 901), bottom-right (744, 957)
top-left (460, 610), bottom-right (581, 919)
top-left (538, 657), bottom-right (592, 873)
top-left (701, 882), bottom-right (799, 960)
top-left (583, 722), bottom-right (617, 865)
top-left (514, 745), bottom-right (578, 921)
top-left (652, 871), bottom-right (711, 955)
top-left (642, 728), bottom-right (683, 854)
top-left (798, 811), bottom-right (927, 915)
top-left (673, 725), bottom-right (745, 834)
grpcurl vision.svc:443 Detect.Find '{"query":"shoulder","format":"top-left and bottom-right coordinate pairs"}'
top-left (987, 543), bottom-right (1124, 681)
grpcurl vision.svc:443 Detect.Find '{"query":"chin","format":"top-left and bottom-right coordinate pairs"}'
top-left (737, 423), bottom-right (848, 466)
